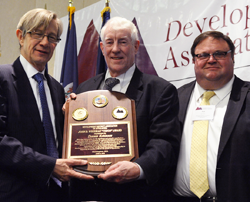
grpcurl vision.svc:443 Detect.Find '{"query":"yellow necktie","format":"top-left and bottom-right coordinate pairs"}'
top-left (190, 91), bottom-right (215, 198)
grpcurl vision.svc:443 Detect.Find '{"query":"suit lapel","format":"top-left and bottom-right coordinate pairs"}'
top-left (217, 76), bottom-right (249, 161)
top-left (46, 72), bottom-right (60, 121)
top-left (93, 73), bottom-right (105, 90)
top-left (125, 67), bottom-right (143, 106)
top-left (178, 81), bottom-right (196, 125)
top-left (77, 73), bottom-right (104, 93)
top-left (13, 58), bottom-right (45, 145)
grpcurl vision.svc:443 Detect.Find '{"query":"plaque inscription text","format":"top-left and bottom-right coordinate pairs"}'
top-left (68, 122), bottom-right (131, 158)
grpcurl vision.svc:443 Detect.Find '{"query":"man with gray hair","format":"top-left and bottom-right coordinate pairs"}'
top-left (0, 8), bottom-right (93, 202)
top-left (69, 16), bottom-right (181, 202)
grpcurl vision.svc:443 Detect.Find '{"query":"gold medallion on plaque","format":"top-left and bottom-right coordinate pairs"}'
top-left (112, 106), bottom-right (128, 120)
top-left (72, 108), bottom-right (88, 121)
top-left (93, 95), bottom-right (109, 108)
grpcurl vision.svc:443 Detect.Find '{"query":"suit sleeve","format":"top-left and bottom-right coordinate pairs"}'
top-left (135, 82), bottom-right (181, 185)
top-left (0, 135), bottom-right (56, 185)
top-left (0, 72), bottom-right (56, 186)
top-left (0, 84), bottom-right (7, 135)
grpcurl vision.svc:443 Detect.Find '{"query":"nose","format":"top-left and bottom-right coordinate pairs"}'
top-left (39, 35), bottom-right (50, 46)
top-left (112, 41), bottom-right (120, 52)
top-left (207, 54), bottom-right (217, 63)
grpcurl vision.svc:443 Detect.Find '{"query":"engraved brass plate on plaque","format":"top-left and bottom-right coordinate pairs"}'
top-left (67, 122), bottom-right (131, 158)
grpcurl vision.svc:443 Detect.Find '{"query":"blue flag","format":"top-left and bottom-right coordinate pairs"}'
top-left (96, 5), bottom-right (111, 75)
top-left (60, 6), bottom-right (78, 99)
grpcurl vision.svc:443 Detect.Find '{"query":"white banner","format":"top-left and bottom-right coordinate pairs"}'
top-left (54, 0), bottom-right (250, 88)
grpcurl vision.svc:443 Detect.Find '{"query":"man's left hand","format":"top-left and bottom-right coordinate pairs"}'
top-left (98, 161), bottom-right (140, 184)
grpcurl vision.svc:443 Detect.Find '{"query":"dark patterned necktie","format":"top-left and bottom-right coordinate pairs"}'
top-left (33, 73), bottom-right (58, 158)
top-left (33, 73), bottom-right (61, 187)
top-left (103, 77), bottom-right (120, 91)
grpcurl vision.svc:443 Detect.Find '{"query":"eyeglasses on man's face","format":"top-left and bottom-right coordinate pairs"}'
top-left (194, 50), bottom-right (232, 61)
top-left (27, 31), bottom-right (61, 44)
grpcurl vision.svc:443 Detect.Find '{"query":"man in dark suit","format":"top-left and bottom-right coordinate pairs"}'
top-left (69, 16), bottom-right (181, 202)
top-left (172, 31), bottom-right (250, 202)
top-left (0, 8), bottom-right (93, 202)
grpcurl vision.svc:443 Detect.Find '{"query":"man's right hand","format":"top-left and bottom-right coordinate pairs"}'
top-left (52, 159), bottom-right (94, 182)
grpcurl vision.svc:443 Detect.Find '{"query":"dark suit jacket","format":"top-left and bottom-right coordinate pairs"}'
top-left (0, 57), bottom-right (65, 201)
top-left (71, 67), bottom-right (181, 202)
top-left (177, 76), bottom-right (250, 202)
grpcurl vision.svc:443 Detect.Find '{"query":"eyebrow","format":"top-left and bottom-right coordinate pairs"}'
top-left (35, 29), bottom-right (57, 36)
top-left (196, 49), bottom-right (228, 53)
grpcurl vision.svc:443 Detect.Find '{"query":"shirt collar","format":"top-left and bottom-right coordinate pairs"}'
top-left (104, 63), bottom-right (136, 87)
top-left (194, 75), bottom-right (235, 102)
top-left (20, 54), bottom-right (46, 79)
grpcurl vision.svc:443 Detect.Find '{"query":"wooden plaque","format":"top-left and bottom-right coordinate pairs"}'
top-left (62, 90), bottom-right (138, 176)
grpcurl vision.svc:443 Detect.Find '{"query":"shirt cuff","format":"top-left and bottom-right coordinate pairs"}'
top-left (134, 162), bottom-right (145, 180)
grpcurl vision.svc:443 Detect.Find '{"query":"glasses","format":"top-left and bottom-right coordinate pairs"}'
top-left (194, 50), bottom-right (232, 60)
top-left (27, 31), bottom-right (61, 44)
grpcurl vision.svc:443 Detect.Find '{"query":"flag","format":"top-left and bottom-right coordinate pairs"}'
top-left (77, 20), bottom-right (99, 84)
top-left (133, 18), bottom-right (158, 76)
top-left (96, 4), bottom-right (111, 75)
top-left (60, 5), bottom-right (78, 99)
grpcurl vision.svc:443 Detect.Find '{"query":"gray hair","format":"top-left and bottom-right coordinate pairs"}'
top-left (17, 8), bottom-right (63, 39)
top-left (100, 16), bottom-right (138, 44)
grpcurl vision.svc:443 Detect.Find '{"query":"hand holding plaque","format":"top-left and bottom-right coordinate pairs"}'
top-left (98, 160), bottom-right (141, 183)
top-left (63, 90), bottom-right (138, 176)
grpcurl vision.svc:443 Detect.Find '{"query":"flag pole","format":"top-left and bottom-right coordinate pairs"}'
top-left (68, 0), bottom-right (75, 29)
top-left (69, 0), bottom-right (73, 7)
top-left (105, 0), bottom-right (110, 7)
top-left (101, 0), bottom-right (111, 21)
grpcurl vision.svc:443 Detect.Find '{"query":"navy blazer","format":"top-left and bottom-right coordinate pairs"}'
top-left (72, 67), bottom-right (181, 201)
top-left (0, 57), bottom-right (65, 201)
top-left (178, 76), bottom-right (250, 202)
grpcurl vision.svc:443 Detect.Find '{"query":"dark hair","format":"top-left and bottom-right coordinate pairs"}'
top-left (191, 31), bottom-right (235, 59)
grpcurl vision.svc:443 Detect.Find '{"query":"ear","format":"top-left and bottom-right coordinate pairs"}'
top-left (16, 29), bottom-right (24, 47)
top-left (134, 40), bottom-right (140, 54)
top-left (100, 41), bottom-right (105, 55)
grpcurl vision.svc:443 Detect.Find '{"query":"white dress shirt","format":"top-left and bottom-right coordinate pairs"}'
top-left (100, 64), bottom-right (145, 179)
top-left (100, 64), bottom-right (136, 93)
top-left (20, 55), bottom-right (58, 147)
top-left (173, 76), bottom-right (234, 197)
